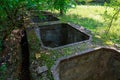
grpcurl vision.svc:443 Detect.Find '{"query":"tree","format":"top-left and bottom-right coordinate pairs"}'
top-left (53, 0), bottom-right (76, 15)
top-left (104, 0), bottom-right (120, 33)
top-left (0, 0), bottom-right (23, 52)
top-left (0, 0), bottom-right (77, 53)
top-left (0, 0), bottom-right (52, 53)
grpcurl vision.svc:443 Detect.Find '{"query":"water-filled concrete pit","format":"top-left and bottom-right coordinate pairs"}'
top-left (39, 23), bottom-right (90, 49)
top-left (31, 11), bottom-right (59, 23)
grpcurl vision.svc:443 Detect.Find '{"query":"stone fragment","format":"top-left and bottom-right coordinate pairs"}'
top-left (41, 73), bottom-right (50, 80)
top-left (36, 66), bottom-right (48, 74)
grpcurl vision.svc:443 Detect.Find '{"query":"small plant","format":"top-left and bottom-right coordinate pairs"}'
top-left (0, 63), bottom-right (7, 80)
top-left (0, 63), bottom-right (7, 72)
top-left (0, 40), bottom-right (2, 53)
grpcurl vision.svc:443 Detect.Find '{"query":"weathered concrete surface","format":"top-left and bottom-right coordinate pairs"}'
top-left (52, 47), bottom-right (120, 80)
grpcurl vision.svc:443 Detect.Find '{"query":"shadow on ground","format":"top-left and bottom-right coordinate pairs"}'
top-left (59, 14), bottom-right (104, 31)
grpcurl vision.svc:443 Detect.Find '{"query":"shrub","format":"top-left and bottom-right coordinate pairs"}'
top-left (76, 0), bottom-right (93, 4)
top-left (0, 40), bottom-right (2, 53)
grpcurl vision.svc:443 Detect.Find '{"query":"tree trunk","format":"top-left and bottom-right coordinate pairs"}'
top-left (60, 8), bottom-right (64, 16)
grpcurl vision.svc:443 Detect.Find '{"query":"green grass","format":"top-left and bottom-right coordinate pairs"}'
top-left (59, 5), bottom-right (120, 47)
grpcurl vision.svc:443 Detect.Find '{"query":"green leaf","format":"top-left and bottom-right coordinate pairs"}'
top-left (0, 63), bottom-right (7, 72)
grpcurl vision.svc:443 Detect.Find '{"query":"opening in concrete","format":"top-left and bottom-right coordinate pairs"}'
top-left (31, 11), bottom-right (59, 23)
top-left (20, 30), bottom-right (30, 80)
top-left (52, 47), bottom-right (120, 80)
top-left (39, 23), bottom-right (90, 48)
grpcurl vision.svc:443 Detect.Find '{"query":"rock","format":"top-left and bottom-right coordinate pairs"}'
top-left (12, 29), bottom-right (19, 34)
top-left (7, 78), bottom-right (13, 80)
top-left (114, 44), bottom-right (120, 48)
top-left (36, 66), bottom-right (48, 74)
top-left (41, 73), bottom-right (50, 80)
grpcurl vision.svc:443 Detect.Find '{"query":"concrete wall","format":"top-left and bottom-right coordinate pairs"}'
top-left (53, 48), bottom-right (120, 80)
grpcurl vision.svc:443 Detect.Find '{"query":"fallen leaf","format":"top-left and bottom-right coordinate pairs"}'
top-left (105, 41), bottom-right (113, 45)
top-left (95, 35), bottom-right (101, 39)
top-left (35, 53), bottom-right (41, 59)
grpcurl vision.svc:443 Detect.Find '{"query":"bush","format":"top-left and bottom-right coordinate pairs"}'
top-left (92, 0), bottom-right (110, 3)
top-left (0, 40), bottom-right (2, 53)
top-left (76, 0), bottom-right (93, 5)
top-left (53, 0), bottom-right (76, 15)
top-left (0, 63), bottom-right (7, 80)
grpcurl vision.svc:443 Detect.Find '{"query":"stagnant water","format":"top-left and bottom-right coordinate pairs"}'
top-left (20, 30), bottom-right (30, 80)
top-left (39, 23), bottom-right (90, 48)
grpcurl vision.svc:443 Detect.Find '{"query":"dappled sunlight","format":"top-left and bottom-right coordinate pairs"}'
top-left (105, 40), bottom-right (114, 45)
top-left (60, 5), bottom-right (120, 47)
top-left (60, 14), bottom-right (103, 32)
top-left (67, 5), bottom-right (106, 22)
top-left (93, 27), bottom-right (120, 46)
top-left (95, 35), bottom-right (101, 39)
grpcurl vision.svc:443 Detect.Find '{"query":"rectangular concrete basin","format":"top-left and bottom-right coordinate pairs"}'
top-left (39, 23), bottom-right (91, 49)
top-left (52, 47), bottom-right (120, 80)
top-left (30, 11), bottom-right (59, 23)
